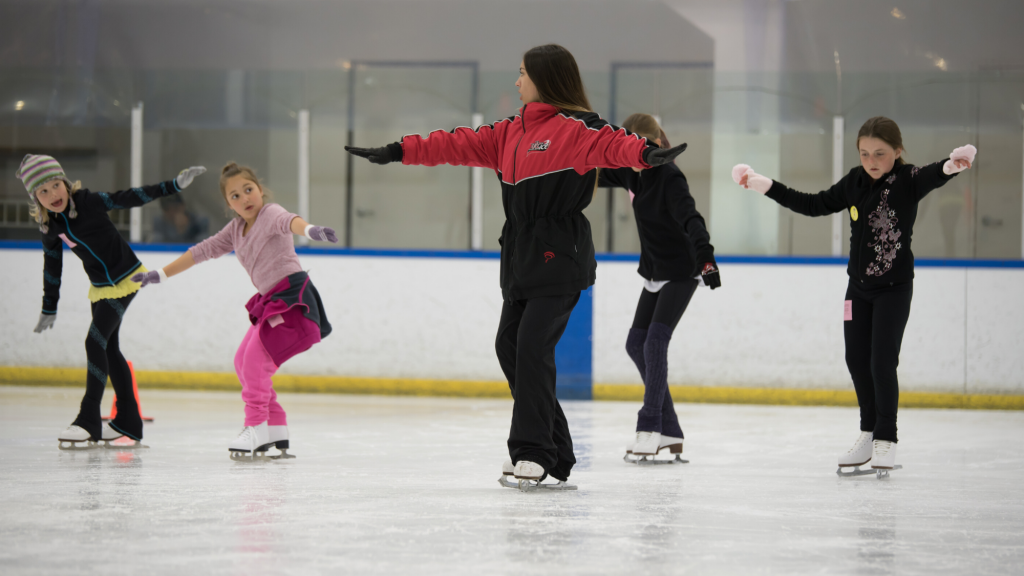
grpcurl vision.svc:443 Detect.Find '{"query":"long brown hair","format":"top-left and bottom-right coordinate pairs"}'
top-left (621, 113), bottom-right (669, 148)
top-left (523, 44), bottom-right (593, 116)
top-left (857, 116), bottom-right (906, 166)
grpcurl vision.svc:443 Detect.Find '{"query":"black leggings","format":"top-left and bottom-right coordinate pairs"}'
top-left (844, 280), bottom-right (913, 443)
top-left (626, 279), bottom-right (699, 436)
top-left (495, 292), bottom-right (580, 481)
top-left (72, 292), bottom-right (142, 441)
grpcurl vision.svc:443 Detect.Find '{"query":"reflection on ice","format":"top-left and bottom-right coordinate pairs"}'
top-left (1, 386), bottom-right (1022, 575)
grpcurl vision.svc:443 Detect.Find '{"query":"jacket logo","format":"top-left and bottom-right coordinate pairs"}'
top-left (543, 251), bottom-right (555, 263)
top-left (528, 140), bottom-right (551, 153)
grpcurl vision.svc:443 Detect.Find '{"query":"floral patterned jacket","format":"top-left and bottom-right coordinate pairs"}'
top-left (765, 160), bottom-right (957, 288)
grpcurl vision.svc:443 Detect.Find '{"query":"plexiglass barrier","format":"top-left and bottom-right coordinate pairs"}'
top-left (2, 67), bottom-right (1022, 259)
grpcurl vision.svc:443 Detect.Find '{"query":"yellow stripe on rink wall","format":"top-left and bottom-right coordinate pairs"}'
top-left (593, 384), bottom-right (1024, 411)
top-left (2, 366), bottom-right (1023, 410)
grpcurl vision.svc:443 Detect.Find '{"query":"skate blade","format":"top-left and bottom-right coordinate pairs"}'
top-left (871, 464), bottom-right (902, 479)
top-left (58, 440), bottom-right (99, 451)
top-left (265, 449), bottom-right (296, 460)
top-left (102, 438), bottom-right (148, 450)
top-left (498, 474), bottom-right (577, 492)
top-left (837, 464), bottom-right (902, 478)
top-left (624, 453), bottom-right (688, 465)
top-left (229, 450), bottom-right (261, 461)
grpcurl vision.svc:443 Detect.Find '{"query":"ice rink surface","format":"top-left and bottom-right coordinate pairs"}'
top-left (1, 386), bottom-right (1022, 576)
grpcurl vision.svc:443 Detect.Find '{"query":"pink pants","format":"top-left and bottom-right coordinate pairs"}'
top-left (234, 325), bottom-right (287, 427)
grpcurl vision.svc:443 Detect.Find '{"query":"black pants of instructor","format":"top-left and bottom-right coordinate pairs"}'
top-left (495, 292), bottom-right (580, 481)
top-left (72, 292), bottom-right (143, 441)
top-left (844, 280), bottom-right (913, 443)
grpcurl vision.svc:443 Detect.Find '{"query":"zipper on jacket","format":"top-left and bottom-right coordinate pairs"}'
top-left (59, 212), bottom-right (115, 286)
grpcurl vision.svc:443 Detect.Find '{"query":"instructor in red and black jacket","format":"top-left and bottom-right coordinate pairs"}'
top-left (346, 44), bottom-right (685, 487)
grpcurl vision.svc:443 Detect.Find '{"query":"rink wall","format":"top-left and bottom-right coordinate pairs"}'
top-left (1, 243), bottom-right (1022, 408)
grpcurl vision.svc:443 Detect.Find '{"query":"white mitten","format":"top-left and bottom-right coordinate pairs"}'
top-left (731, 164), bottom-right (772, 194)
top-left (943, 144), bottom-right (976, 175)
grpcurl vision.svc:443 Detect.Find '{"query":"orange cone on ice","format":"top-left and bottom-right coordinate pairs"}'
top-left (102, 360), bottom-right (153, 422)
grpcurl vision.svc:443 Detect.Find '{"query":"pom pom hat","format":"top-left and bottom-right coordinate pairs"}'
top-left (17, 154), bottom-right (67, 196)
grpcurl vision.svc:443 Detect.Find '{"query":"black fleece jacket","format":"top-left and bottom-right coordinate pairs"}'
top-left (40, 180), bottom-right (181, 314)
top-left (600, 162), bottom-right (714, 281)
top-left (765, 159), bottom-right (956, 288)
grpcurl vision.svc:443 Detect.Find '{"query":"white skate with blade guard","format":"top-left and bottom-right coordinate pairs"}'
top-left (254, 424), bottom-right (295, 459)
top-left (624, 432), bottom-right (687, 465)
top-left (498, 459), bottom-right (577, 492)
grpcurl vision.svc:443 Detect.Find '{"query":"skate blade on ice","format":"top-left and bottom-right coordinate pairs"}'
top-left (498, 474), bottom-right (576, 492)
top-left (623, 453), bottom-right (688, 465)
top-left (231, 448), bottom-right (296, 461)
top-left (102, 437), bottom-right (148, 450)
top-left (255, 447), bottom-right (296, 460)
top-left (837, 464), bottom-right (902, 479)
top-left (58, 440), bottom-right (99, 451)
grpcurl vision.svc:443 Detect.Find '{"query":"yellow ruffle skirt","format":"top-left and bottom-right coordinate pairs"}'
top-left (88, 264), bottom-right (148, 303)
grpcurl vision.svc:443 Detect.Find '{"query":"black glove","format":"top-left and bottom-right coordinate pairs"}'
top-left (642, 143), bottom-right (687, 167)
top-left (696, 251), bottom-right (720, 290)
top-left (344, 143), bottom-right (403, 165)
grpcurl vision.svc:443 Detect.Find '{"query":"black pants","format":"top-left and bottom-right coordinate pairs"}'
top-left (626, 279), bottom-right (698, 436)
top-left (495, 292), bottom-right (580, 481)
top-left (844, 280), bottom-right (913, 443)
top-left (72, 292), bottom-right (143, 441)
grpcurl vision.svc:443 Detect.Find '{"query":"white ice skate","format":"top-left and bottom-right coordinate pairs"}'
top-left (870, 440), bottom-right (901, 478)
top-left (498, 459), bottom-right (577, 492)
top-left (254, 424), bottom-right (295, 459)
top-left (58, 425), bottom-right (97, 450)
top-left (624, 432), bottom-right (687, 465)
top-left (836, 431), bottom-right (873, 476)
top-left (229, 422), bottom-right (270, 460)
top-left (99, 423), bottom-right (147, 449)
top-left (836, 434), bottom-right (901, 479)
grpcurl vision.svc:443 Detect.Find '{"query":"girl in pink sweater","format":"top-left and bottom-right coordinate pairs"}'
top-left (132, 162), bottom-right (336, 459)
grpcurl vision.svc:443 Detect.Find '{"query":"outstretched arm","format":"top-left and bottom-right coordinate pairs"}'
top-left (84, 166), bottom-right (206, 211)
top-left (289, 216), bottom-right (338, 243)
top-left (346, 118), bottom-right (511, 170)
top-left (732, 163), bottom-right (847, 217)
top-left (130, 251), bottom-right (196, 287)
top-left (910, 145), bottom-right (975, 202)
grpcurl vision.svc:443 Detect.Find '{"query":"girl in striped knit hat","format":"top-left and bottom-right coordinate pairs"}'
top-left (19, 153), bottom-right (206, 449)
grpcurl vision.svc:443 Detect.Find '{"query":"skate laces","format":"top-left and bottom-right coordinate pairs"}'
top-left (636, 431), bottom-right (654, 443)
top-left (846, 432), bottom-right (872, 453)
top-left (873, 440), bottom-right (892, 457)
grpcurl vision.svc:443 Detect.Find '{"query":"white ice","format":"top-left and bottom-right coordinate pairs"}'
top-left (1, 386), bottom-right (1023, 575)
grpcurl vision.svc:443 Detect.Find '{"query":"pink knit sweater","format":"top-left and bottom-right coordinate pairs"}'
top-left (189, 203), bottom-right (304, 295)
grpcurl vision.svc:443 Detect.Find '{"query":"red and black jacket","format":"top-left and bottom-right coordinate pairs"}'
top-left (401, 102), bottom-right (652, 301)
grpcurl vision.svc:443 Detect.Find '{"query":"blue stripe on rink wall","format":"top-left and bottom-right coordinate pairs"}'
top-left (555, 286), bottom-right (593, 401)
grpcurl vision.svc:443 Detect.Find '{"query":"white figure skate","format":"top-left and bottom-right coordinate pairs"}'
top-left (870, 440), bottom-right (901, 479)
top-left (58, 425), bottom-right (98, 450)
top-left (100, 423), bottom-right (147, 449)
top-left (624, 432), bottom-right (687, 465)
top-left (498, 459), bottom-right (577, 492)
top-left (836, 434), bottom-right (901, 479)
top-left (229, 422), bottom-right (270, 461)
top-left (254, 424), bottom-right (295, 459)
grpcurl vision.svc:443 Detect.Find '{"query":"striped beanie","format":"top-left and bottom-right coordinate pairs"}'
top-left (17, 154), bottom-right (67, 196)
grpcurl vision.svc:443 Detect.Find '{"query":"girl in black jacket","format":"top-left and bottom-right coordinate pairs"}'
top-left (599, 114), bottom-right (720, 463)
top-left (346, 45), bottom-right (685, 490)
top-left (20, 153), bottom-right (205, 448)
top-left (732, 116), bottom-right (975, 474)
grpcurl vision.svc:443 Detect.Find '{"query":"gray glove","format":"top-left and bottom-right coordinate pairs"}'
top-left (131, 270), bottom-right (164, 288)
top-left (34, 313), bottom-right (56, 333)
top-left (175, 166), bottom-right (207, 189)
top-left (307, 226), bottom-right (339, 243)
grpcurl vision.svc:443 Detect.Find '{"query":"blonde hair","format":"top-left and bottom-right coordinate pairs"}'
top-left (30, 179), bottom-right (81, 233)
top-left (219, 162), bottom-right (272, 217)
top-left (621, 113), bottom-right (669, 148)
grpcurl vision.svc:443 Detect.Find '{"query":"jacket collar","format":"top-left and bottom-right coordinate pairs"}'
top-left (519, 102), bottom-right (559, 127)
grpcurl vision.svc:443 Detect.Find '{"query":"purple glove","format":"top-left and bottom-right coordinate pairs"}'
top-left (131, 269), bottom-right (165, 288)
top-left (306, 226), bottom-right (338, 243)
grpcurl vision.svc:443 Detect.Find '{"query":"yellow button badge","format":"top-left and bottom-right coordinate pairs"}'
top-left (850, 206), bottom-right (859, 221)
